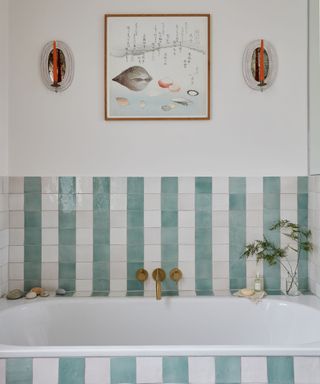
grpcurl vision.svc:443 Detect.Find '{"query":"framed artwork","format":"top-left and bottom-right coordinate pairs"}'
top-left (105, 14), bottom-right (210, 121)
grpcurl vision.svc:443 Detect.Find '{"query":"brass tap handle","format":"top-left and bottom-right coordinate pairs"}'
top-left (152, 268), bottom-right (166, 300)
top-left (136, 268), bottom-right (148, 282)
top-left (170, 267), bottom-right (182, 283)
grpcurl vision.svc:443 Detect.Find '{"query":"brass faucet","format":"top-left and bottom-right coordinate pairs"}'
top-left (152, 268), bottom-right (166, 300)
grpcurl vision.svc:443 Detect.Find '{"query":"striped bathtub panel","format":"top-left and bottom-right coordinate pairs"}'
top-left (3, 356), bottom-right (320, 383)
top-left (24, 177), bottom-right (42, 291)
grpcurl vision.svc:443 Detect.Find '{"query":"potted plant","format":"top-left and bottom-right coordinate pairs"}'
top-left (242, 219), bottom-right (312, 296)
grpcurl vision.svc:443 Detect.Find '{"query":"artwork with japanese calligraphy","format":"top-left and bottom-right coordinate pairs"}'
top-left (105, 14), bottom-right (210, 120)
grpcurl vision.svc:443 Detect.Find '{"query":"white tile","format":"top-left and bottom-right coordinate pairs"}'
top-left (280, 194), bottom-right (297, 210)
top-left (76, 262), bottom-right (93, 279)
top-left (33, 358), bottom-right (59, 384)
top-left (110, 194), bottom-right (127, 210)
top-left (0, 212), bottom-right (8, 231)
top-left (9, 246), bottom-right (24, 262)
top-left (110, 211), bottom-right (127, 228)
top-left (9, 194), bottom-right (24, 211)
top-left (110, 279), bottom-right (126, 292)
top-left (179, 211), bottom-right (195, 228)
top-left (0, 360), bottom-right (5, 384)
top-left (144, 211), bottom-right (161, 227)
top-left (281, 177), bottom-right (298, 194)
top-left (42, 194), bottom-right (58, 211)
top-left (144, 245), bottom-right (161, 262)
top-left (76, 245), bottom-right (93, 263)
top-left (246, 227), bottom-right (263, 243)
top-left (110, 262), bottom-right (127, 278)
top-left (246, 211), bottom-right (263, 227)
top-left (144, 177), bottom-right (161, 193)
top-left (212, 211), bottom-right (229, 227)
top-left (213, 278), bottom-right (229, 291)
top-left (144, 194), bottom-right (161, 210)
top-left (76, 279), bottom-right (92, 292)
top-left (110, 228), bottom-right (127, 245)
top-left (179, 177), bottom-right (195, 193)
top-left (246, 194), bottom-right (263, 210)
top-left (9, 177), bottom-right (24, 193)
top-left (178, 261), bottom-right (195, 278)
top-left (0, 229), bottom-right (8, 247)
top-left (9, 263), bottom-right (23, 280)
top-left (179, 228), bottom-right (195, 244)
top-left (213, 261), bottom-right (229, 278)
top-left (212, 228), bottom-right (229, 244)
top-left (179, 245), bottom-right (195, 261)
top-left (76, 211), bottom-right (93, 228)
top-left (188, 357), bottom-right (215, 384)
top-left (294, 357), bottom-right (320, 384)
top-left (110, 245), bottom-right (127, 261)
top-left (41, 280), bottom-right (58, 291)
top-left (42, 246), bottom-right (59, 262)
top-left (42, 211), bottom-right (58, 228)
top-left (76, 194), bottom-right (93, 211)
top-left (0, 195), bottom-right (8, 213)
top-left (179, 277), bottom-right (195, 291)
top-left (136, 357), bottom-right (162, 384)
top-left (144, 228), bottom-right (161, 244)
top-left (212, 177), bottom-right (229, 193)
top-left (85, 357), bottom-right (110, 384)
top-left (110, 177), bottom-right (127, 193)
top-left (246, 177), bottom-right (263, 193)
top-left (241, 357), bottom-right (267, 383)
top-left (9, 211), bottom-right (24, 228)
top-left (42, 228), bottom-right (58, 245)
top-left (42, 263), bottom-right (58, 280)
top-left (41, 177), bottom-right (59, 194)
top-left (212, 194), bottom-right (229, 210)
top-left (9, 229), bottom-right (23, 245)
top-left (179, 194), bottom-right (195, 211)
top-left (76, 177), bottom-right (93, 194)
top-left (76, 228), bottom-right (93, 245)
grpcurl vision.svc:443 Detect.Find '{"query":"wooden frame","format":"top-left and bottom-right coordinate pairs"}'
top-left (105, 14), bottom-right (211, 121)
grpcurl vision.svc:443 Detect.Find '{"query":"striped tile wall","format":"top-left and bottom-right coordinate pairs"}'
top-left (0, 177), bottom-right (8, 296)
top-left (309, 176), bottom-right (320, 295)
top-left (2, 355), bottom-right (320, 383)
top-left (8, 176), bottom-right (309, 296)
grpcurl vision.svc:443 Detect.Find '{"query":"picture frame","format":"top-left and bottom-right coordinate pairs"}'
top-left (105, 14), bottom-right (211, 121)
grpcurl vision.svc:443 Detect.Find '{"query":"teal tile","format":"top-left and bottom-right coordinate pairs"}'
top-left (215, 357), bottom-right (241, 384)
top-left (59, 245), bottom-right (76, 263)
top-left (263, 264), bottom-right (281, 292)
top-left (127, 228), bottom-right (144, 245)
top-left (196, 278), bottom-right (213, 293)
top-left (263, 177), bottom-right (280, 194)
top-left (24, 177), bottom-right (41, 193)
top-left (59, 358), bottom-right (85, 384)
top-left (127, 210), bottom-right (144, 228)
top-left (93, 177), bottom-right (110, 194)
top-left (127, 194), bottom-right (144, 211)
top-left (195, 243), bottom-right (212, 259)
top-left (92, 288), bottom-right (109, 296)
top-left (195, 193), bottom-right (212, 211)
top-left (127, 279), bottom-right (144, 293)
top-left (94, 228), bottom-right (110, 245)
top-left (59, 211), bottom-right (76, 229)
top-left (24, 211), bottom-right (41, 228)
top-left (24, 227), bottom-right (41, 245)
top-left (161, 194), bottom-right (178, 211)
top-left (6, 358), bottom-right (32, 384)
top-left (195, 228), bottom-right (211, 245)
top-left (127, 177), bottom-right (144, 194)
top-left (298, 176), bottom-right (308, 194)
top-left (127, 262), bottom-right (144, 280)
top-left (267, 357), bottom-right (294, 384)
top-left (59, 228), bottom-right (76, 245)
top-left (24, 245), bottom-right (41, 262)
top-left (111, 357), bottom-right (136, 384)
top-left (93, 261), bottom-right (109, 280)
top-left (229, 177), bottom-right (246, 194)
top-left (59, 177), bottom-right (76, 194)
top-left (264, 193), bottom-right (280, 210)
top-left (298, 193), bottom-right (308, 210)
top-left (161, 244), bottom-right (178, 261)
top-left (195, 177), bottom-right (212, 193)
top-left (161, 177), bottom-right (178, 193)
top-left (195, 259), bottom-right (212, 279)
top-left (298, 209), bottom-right (308, 224)
top-left (162, 227), bottom-right (178, 245)
top-left (93, 211), bottom-right (109, 229)
top-left (24, 279), bottom-right (41, 292)
top-left (161, 210), bottom-right (178, 227)
top-left (229, 211), bottom-right (245, 228)
top-left (195, 210), bottom-right (211, 228)
top-left (59, 194), bottom-right (76, 211)
top-left (127, 245), bottom-right (143, 262)
top-left (93, 193), bottom-right (110, 212)
top-left (59, 279), bottom-right (75, 292)
top-left (59, 262), bottom-right (76, 279)
top-left (229, 194), bottom-right (246, 211)
top-left (230, 277), bottom-right (246, 289)
top-left (24, 262), bottom-right (41, 280)
top-left (93, 244), bottom-right (109, 262)
top-left (163, 357), bottom-right (188, 384)
top-left (24, 192), bottom-right (41, 211)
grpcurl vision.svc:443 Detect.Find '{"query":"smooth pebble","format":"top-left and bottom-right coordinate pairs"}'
top-left (26, 291), bottom-right (37, 299)
top-left (7, 289), bottom-right (24, 300)
top-left (56, 288), bottom-right (66, 296)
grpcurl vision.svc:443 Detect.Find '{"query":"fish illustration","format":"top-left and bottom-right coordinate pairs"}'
top-left (112, 66), bottom-right (152, 91)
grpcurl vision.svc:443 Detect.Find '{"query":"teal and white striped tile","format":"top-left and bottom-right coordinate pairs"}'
top-left (110, 357), bottom-right (136, 384)
top-left (267, 356), bottom-right (294, 384)
top-left (59, 358), bottom-right (85, 384)
top-left (85, 358), bottom-right (110, 384)
top-left (297, 176), bottom-right (308, 292)
top-left (215, 356), bottom-right (241, 384)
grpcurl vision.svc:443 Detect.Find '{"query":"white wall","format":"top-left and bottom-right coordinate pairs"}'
top-left (0, 0), bottom-right (8, 176)
top-left (9, 0), bottom-right (308, 176)
top-left (309, 0), bottom-right (320, 175)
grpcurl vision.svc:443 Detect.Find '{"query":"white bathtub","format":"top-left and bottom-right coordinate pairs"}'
top-left (0, 295), bottom-right (320, 358)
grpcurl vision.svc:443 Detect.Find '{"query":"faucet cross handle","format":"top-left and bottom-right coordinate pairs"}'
top-left (152, 268), bottom-right (166, 300)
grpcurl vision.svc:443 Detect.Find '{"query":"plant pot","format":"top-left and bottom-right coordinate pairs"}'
top-left (286, 273), bottom-right (300, 296)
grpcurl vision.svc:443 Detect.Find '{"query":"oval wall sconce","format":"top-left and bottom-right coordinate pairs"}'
top-left (41, 40), bottom-right (74, 92)
top-left (242, 39), bottom-right (277, 91)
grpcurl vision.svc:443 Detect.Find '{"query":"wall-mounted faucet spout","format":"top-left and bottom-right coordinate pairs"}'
top-left (152, 268), bottom-right (166, 300)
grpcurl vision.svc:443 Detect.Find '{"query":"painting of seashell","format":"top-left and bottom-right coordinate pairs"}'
top-left (172, 97), bottom-right (193, 106)
top-left (116, 97), bottom-right (129, 106)
top-left (161, 104), bottom-right (176, 112)
top-left (139, 100), bottom-right (146, 109)
top-left (112, 66), bottom-right (152, 91)
top-left (158, 78), bottom-right (173, 88)
top-left (168, 84), bottom-right (181, 92)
